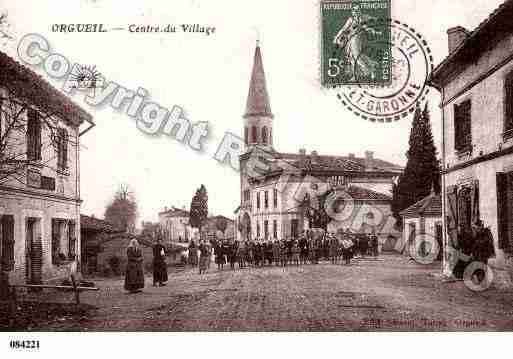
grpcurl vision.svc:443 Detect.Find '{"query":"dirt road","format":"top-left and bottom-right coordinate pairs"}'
top-left (40, 255), bottom-right (513, 331)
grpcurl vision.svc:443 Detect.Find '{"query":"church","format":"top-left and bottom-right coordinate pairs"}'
top-left (235, 43), bottom-right (403, 243)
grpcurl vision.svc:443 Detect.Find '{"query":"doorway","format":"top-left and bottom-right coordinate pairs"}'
top-left (25, 218), bottom-right (42, 284)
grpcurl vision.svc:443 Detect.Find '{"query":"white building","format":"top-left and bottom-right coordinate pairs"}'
top-left (236, 44), bottom-right (403, 242)
top-left (0, 51), bottom-right (94, 285)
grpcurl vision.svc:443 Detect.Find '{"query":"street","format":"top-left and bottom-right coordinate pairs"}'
top-left (38, 255), bottom-right (513, 331)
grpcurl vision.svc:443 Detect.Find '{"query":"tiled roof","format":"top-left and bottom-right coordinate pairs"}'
top-left (158, 207), bottom-right (190, 217)
top-left (344, 185), bottom-right (392, 201)
top-left (80, 214), bottom-right (122, 233)
top-left (400, 193), bottom-right (442, 218)
top-left (0, 51), bottom-right (92, 125)
top-left (430, 0), bottom-right (513, 86)
top-left (244, 44), bottom-right (273, 118)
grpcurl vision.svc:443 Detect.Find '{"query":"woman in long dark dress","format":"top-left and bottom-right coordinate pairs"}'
top-left (153, 238), bottom-right (168, 286)
top-left (125, 239), bottom-right (145, 293)
top-left (198, 240), bottom-right (210, 274)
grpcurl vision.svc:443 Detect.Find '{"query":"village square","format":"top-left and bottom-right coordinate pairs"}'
top-left (2, 1), bottom-right (513, 332)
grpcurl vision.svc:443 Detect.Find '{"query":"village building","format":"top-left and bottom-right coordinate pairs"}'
top-left (80, 214), bottom-right (123, 275)
top-left (236, 44), bottom-right (403, 243)
top-left (203, 215), bottom-right (236, 241)
top-left (158, 206), bottom-right (192, 243)
top-left (0, 51), bottom-right (94, 286)
top-left (399, 189), bottom-right (443, 259)
top-left (428, 0), bottom-right (513, 277)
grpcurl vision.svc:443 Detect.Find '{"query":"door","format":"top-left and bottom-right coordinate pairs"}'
top-left (25, 218), bottom-right (42, 284)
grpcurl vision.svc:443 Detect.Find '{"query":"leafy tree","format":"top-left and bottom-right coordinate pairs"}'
top-left (392, 102), bottom-right (441, 224)
top-left (104, 184), bottom-right (138, 234)
top-left (189, 184), bottom-right (208, 239)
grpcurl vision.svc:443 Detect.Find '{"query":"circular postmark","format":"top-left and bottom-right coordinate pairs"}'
top-left (332, 18), bottom-right (434, 123)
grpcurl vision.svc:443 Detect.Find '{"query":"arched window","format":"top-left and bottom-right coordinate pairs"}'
top-left (244, 127), bottom-right (248, 145)
top-left (262, 126), bottom-right (268, 144)
top-left (251, 125), bottom-right (258, 143)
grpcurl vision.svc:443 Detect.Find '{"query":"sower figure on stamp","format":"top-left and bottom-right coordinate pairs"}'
top-left (125, 239), bottom-right (144, 293)
top-left (153, 237), bottom-right (168, 287)
top-left (333, 4), bottom-right (380, 81)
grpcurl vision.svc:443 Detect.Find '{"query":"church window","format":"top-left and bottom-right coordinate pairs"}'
top-left (257, 192), bottom-right (261, 210)
top-left (251, 126), bottom-right (258, 143)
top-left (264, 220), bottom-right (269, 239)
top-left (273, 220), bottom-right (277, 238)
top-left (262, 126), bottom-right (268, 144)
top-left (264, 190), bottom-right (269, 209)
top-left (256, 221), bottom-right (261, 238)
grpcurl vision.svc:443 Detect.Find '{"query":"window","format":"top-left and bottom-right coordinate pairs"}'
top-left (251, 126), bottom-right (257, 143)
top-left (505, 71), bottom-right (513, 135)
top-left (262, 126), bottom-right (268, 144)
top-left (256, 221), bottom-right (260, 238)
top-left (0, 215), bottom-right (15, 272)
top-left (52, 219), bottom-right (73, 263)
top-left (27, 109), bottom-right (42, 161)
top-left (273, 220), bottom-right (277, 239)
top-left (273, 188), bottom-right (278, 208)
top-left (243, 189), bottom-right (251, 203)
top-left (454, 100), bottom-right (472, 153)
top-left (257, 192), bottom-right (260, 210)
top-left (57, 128), bottom-right (69, 171)
top-left (244, 127), bottom-right (248, 145)
top-left (264, 190), bottom-right (269, 209)
top-left (68, 220), bottom-right (76, 259)
top-left (291, 219), bottom-right (299, 239)
top-left (264, 220), bottom-right (269, 240)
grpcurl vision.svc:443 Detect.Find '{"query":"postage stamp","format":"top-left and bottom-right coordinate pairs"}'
top-left (321, 0), bottom-right (392, 87)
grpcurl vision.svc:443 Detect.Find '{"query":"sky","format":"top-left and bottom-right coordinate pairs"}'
top-left (0, 0), bottom-right (507, 224)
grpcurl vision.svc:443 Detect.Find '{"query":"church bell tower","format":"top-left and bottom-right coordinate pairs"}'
top-left (243, 41), bottom-right (274, 152)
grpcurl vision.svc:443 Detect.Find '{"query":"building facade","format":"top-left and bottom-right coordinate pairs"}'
top-left (429, 1), bottom-right (513, 276)
top-left (237, 44), bottom-right (403, 243)
top-left (0, 51), bottom-right (94, 285)
top-left (158, 207), bottom-right (192, 243)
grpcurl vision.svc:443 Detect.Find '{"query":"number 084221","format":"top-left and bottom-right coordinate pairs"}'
top-left (9, 340), bottom-right (40, 350)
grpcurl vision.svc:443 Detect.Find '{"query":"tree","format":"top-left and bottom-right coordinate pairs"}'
top-left (392, 102), bottom-right (441, 224)
top-left (104, 184), bottom-right (138, 234)
top-left (0, 87), bottom-right (74, 184)
top-left (189, 184), bottom-right (208, 239)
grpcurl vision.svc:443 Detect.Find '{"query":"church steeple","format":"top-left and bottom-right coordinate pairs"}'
top-left (243, 42), bottom-right (274, 150)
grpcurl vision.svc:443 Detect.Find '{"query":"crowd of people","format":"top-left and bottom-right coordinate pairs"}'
top-left (188, 231), bottom-right (380, 274)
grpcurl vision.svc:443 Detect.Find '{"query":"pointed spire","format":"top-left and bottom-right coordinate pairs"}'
top-left (244, 42), bottom-right (273, 118)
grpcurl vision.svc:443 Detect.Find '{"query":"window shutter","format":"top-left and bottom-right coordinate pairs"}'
top-left (52, 219), bottom-right (60, 264)
top-left (446, 185), bottom-right (458, 248)
top-left (496, 173), bottom-right (509, 251)
top-left (1, 215), bottom-right (15, 271)
top-left (35, 112), bottom-right (42, 161)
top-left (68, 220), bottom-right (76, 258)
top-left (62, 129), bottom-right (68, 169)
top-left (505, 73), bottom-right (513, 132)
top-left (470, 180), bottom-right (480, 226)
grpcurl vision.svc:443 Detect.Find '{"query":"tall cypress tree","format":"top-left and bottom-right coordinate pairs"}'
top-left (392, 102), bottom-right (440, 223)
top-left (190, 184), bottom-right (209, 239)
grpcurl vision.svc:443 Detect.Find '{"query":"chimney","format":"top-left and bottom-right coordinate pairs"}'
top-left (311, 150), bottom-right (319, 164)
top-left (447, 26), bottom-right (470, 54)
top-left (365, 151), bottom-right (374, 169)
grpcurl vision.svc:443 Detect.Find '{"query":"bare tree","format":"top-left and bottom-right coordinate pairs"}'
top-left (104, 184), bottom-right (138, 234)
top-left (0, 90), bottom-right (76, 185)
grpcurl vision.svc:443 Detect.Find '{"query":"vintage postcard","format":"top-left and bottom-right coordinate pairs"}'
top-left (0, 0), bottom-right (513, 356)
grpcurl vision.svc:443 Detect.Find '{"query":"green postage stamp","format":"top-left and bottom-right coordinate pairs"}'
top-left (321, 0), bottom-right (392, 87)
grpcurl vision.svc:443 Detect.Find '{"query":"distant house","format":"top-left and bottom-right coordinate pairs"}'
top-left (203, 215), bottom-right (236, 241)
top-left (80, 214), bottom-right (123, 274)
top-left (158, 206), bottom-right (192, 243)
top-left (399, 190), bottom-right (443, 259)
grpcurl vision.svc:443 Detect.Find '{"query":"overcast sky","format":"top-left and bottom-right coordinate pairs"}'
top-left (1, 0), bottom-right (506, 224)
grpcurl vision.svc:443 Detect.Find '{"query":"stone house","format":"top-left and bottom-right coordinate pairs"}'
top-left (399, 190), bottom-right (443, 259)
top-left (237, 43), bottom-right (403, 243)
top-left (80, 214), bottom-right (122, 275)
top-left (0, 51), bottom-right (94, 285)
top-left (428, 1), bottom-right (513, 277)
top-left (158, 206), bottom-right (192, 243)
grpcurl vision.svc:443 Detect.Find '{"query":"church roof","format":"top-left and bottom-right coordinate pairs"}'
top-left (244, 44), bottom-right (273, 118)
top-left (400, 192), bottom-right (442, 218)
top-left (277, 152), bottom-right (403, 173)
